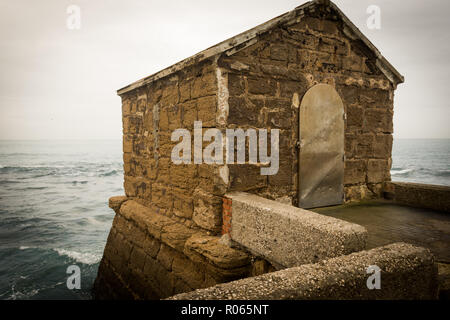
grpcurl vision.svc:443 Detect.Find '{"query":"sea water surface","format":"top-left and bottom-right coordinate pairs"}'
top-left (0, 139), bottom-right (448, 299)
top-left (0, 140), bottom-right (123, 299)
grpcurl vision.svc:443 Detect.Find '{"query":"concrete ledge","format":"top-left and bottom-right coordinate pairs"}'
top-left (227, 192), bottom-right (367, 268)
top-left (168, 243), bottom-right (439, 300)
top-left (386, 182), bottom-right (450, 212)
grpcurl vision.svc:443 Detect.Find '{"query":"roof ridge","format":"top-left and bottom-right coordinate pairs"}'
top-left (117, 0), bottom-right (403, 96)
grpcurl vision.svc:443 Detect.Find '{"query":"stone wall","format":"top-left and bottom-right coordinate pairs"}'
top-left (218, 6), bottom-right (395, 205)
top-left (120, 58), bottom-right (227, 234)
top-left (385, 182), bottom-right (450, 213)
top-left (169, 243), bottom-right (439, 300)
top-left (94, 197), bottom-right (275, 299)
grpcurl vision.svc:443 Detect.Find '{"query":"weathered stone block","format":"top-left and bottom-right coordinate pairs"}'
top-left (365, 108), bottom-right (393, 133)
top-left (156, 243), bottom-right (175, 271)
top-left (172, 188), bottom-right (194, 219)
top-left (267, 108), bottom-right (291, 128)
top-left (179, 81), bottom-right (191, 103)
top-left (130, 246), bottom-right (147, 272)
top-left (343, 55), bottom-right (363, 72)
top-left (172, 253), bottom-right (205, 288)
top-left (167, 104), bottom-right (182, 131)
top-left (161, 82), bottom-right (179, 106)
top-left (123, 136), bottom-right (133, 153)
top-left (143, 235), bottom-right (161, 258)
top-left (192, 189), bottom-right (222, 232)
top-left (181, 101), bottom-right (197, 129)
top-left (191, 72), bottom-right (216, 99)
top-left (367, 159), bottom-right (390, 184)
top-left (270, 44), bottom-right (288, 61)
top-left (337, 84), bottom-right (360, 105)
top-left (355, 133), bottom-right (374, 159)
top-left (228, 97), bottom-right (262, 126)
top-left (360, 88), bottom-right (391, 105)
top-left (170, 164), bottom-right (197, 190)
top-left (279, 79), bottom-right (307, 98)
top-left (322, 19), bottom-right (340, 36)
top-left (184, 235), bottom-right (250, 269)
top-left (373, 134), bottom-right (393, 159)
top-left (109, 196), bottom-right (128, 212)
top-left (124, 176), bottom-right (138, 197)
top-left (347, 104), bottom-right (363, 128)
top-left (120, 200), bottom-right (173, 240)
top-left (268, 161), bottom-right (292, 186)
top-left (121, 96), bottom-right (132, 114)
top-left (345, 133), bottom-right (357, 159)
top-left (228, 73), bottom-right (245, 96)
top-left (160, 222), bottom-right (198, 252)
top-left (128, 223), bottom-right (146, 247)
top-left (196, 95), bottom-right (217, 127)
top-left (228, 164), bottom-right (267, 191)
top-left (247, 78), bottom-right (277, 96)
top-left (344, 159), bottom-right (366, 185)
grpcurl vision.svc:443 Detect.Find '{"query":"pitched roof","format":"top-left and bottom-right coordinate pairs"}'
top-left (117, 0), bottom-right (404, 96)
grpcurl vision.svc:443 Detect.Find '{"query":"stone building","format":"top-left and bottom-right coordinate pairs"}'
top-left (94, 0), bottom-right (405, 299)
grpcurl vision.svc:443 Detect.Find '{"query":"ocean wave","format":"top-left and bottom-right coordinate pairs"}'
top-left (7, 285), bottom-right (40, 300)
top-left (1, 165), bottom-right (64, 170)
top-left (86, 217), bottom-right (103, 225)
top-left (99, 170), bottom-right (118, 177)
top-left (15, 186), bottom-right (48, 191)
top-left (71, 180), bottom-right (88, 185)
top-left (391, 168), bottom-right (414, 176)
top-left (433, 170), bottom-right (450, 177)
top-left (0, 180), bottom-right (21, 185)
top-left (53, 248), bottom-right (101, 265)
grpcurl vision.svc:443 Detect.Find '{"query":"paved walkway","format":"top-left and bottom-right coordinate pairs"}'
top-left (313, 200), bottom-right (450, 263)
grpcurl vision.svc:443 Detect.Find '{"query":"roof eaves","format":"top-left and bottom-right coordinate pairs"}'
top-left (116, 2), bottom-right (312, 96)
top-left (117, 0), bottom-right (404, 96)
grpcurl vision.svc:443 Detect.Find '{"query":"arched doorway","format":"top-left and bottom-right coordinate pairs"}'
top-left (298, 84), bottom-right (345, 208)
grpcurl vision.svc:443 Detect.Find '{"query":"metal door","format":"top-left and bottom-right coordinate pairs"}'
top-left (298, 84), bottom-right (345, 208)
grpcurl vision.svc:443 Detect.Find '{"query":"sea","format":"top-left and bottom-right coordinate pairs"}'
top-left (0, 139), bottom-right (449, 300)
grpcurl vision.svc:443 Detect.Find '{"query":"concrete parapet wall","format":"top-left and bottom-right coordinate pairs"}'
top-left (226, 192), bottom-right (367, 268)
top-left (169, 243), bottom-right (439, 300)
top-left (386, 182), bottom-right (450, 212)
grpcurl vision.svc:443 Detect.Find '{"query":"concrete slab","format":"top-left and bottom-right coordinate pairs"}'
top-left (226, 192), bottom-right (367, 269)
top-left (312, 200), bottom-right (450, 263)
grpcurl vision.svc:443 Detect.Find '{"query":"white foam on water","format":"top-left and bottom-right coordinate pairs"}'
top-left (54, 248), bottom-right (101, 265)
top-left (86, 216), bottom-right (102, 226)
top-left (8, 284), bottom-right (40, 300)
top-left (391, 168), bottom-right (413, 176)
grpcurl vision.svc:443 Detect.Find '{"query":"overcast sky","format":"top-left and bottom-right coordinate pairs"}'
top-left (0, 0), bottom-right (449, 140)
